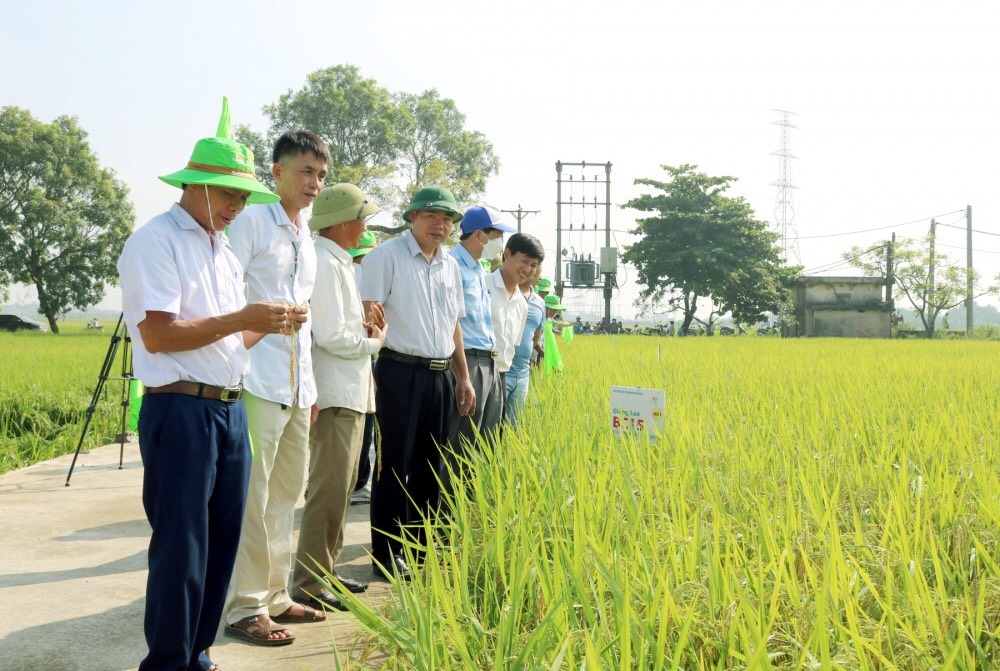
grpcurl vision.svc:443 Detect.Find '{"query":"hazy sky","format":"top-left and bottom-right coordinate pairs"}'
top-left (3, 0), bottom-right (998, 318)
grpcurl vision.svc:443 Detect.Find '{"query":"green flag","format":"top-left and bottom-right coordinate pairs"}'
top-left (544, 319), bottom-right (564, 375)
top-left (562, 325), bottom-right (574, 343)
top-left (128, 379), bottom-right (144, 432)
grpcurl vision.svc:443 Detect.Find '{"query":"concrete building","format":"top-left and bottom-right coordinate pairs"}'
top-left (790, 276), bottom-right (892, 338)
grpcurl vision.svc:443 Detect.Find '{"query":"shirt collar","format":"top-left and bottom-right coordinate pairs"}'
top-left (270, 202), bottom-right (306, 237)
top-left (315, 235), bottom-right (351, 264)
top-left (451, 243), bottom-right (481, 272)
top-left (403, 230), bottom-right (444, 265)
top-left (168, 202), bottom-right (202, 231)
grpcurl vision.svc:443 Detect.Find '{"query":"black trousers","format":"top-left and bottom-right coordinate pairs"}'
top-left (370, 357), bottom-right (454, 563)
top-left (354, 411), bottom-right (375, 491)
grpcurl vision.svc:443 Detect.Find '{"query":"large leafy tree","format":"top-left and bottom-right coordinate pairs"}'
top-left (844, 237), bottom-right (997, 337)
top-left (623, 165), bottom-right (798, 333)
top-left (0, 107), bottom-right (134, 333)
top-left (237, 65), bottom-right (499, 234)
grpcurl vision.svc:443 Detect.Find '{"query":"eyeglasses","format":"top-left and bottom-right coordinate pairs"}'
top-left (291, 242), bottom-right (300, 280)
top-left (355, 200), bottom-right (369, 222)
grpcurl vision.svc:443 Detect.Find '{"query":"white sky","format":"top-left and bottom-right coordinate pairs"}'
top-left (3, 0), bottom-right (998, 319)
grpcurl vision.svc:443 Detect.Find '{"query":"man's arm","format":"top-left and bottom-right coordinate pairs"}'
top-left (138, 302), bottom-right (302, 353)
top-left (451, 322), bottom-right (476, 417)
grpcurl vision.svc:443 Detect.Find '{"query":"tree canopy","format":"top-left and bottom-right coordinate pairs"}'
top-left (0, 107), bottom-right (134, 333)
top-left (622, 164), bottom-right (798, 332)
top-left (844, 236), bottom-right (997, 337)
top-left (236, 65), bottom-right (500, 234)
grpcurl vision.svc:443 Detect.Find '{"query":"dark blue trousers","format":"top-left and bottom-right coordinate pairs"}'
top-left (137, 393), bottom-right (251, 671)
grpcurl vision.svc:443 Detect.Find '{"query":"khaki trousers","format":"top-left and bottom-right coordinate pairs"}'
top-left (292, 406), bottom-right (365, 597)
top-left (225, 392), bottom-right (309, 623)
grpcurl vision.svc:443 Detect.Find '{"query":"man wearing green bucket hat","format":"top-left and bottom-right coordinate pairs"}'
top-left (536, 277), bottom-right (552, 299)
top-left (224, 130), bottom-right (332, 644)
top-left (359, 185), bottom-right (474, 581)
top-left (291, 183), bottom-right (385, 610)
top-left (118, 98), bottom-right (306, 671)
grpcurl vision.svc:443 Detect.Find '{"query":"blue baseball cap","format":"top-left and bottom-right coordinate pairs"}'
top-left (460, 205), bottom-right (516, 234)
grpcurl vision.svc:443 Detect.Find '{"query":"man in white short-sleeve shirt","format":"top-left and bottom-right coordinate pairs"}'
top-left (118, 100), bottom-right (305, 671)
top-left (224, 131), bottom-right (331, 644)
top-left (359, 185), bottom-right (474, 581)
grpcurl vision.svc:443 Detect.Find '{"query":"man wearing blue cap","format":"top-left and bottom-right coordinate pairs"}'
top-left (442, 206), bottom-right (516, 495)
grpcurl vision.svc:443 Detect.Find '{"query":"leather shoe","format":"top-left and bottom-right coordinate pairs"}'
top-left (301, 592), bottom-right (349, 612)
top-left (372, 554), bottom-right (411, 581)
top-left (336, 576), bottom-right (369, 593)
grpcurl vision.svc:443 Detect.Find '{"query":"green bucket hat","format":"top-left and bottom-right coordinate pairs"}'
top-left (402, 185), bottom-right (463, 223)
top-left (544, 294), bottom-right (565, 311)
top-left (536, 278), bottom-right (552, 292)
top-left (309, 183), bottom-right (380, 231)
top-left (159, 97), bottom-right (279, 204)
top-left (348, 230), bottom-right (378, 258)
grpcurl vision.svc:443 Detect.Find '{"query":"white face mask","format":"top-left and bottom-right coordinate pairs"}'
top-left (480, 232), bottom-right (504, 261)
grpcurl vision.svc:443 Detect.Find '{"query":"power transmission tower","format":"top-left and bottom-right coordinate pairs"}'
top-left (500, 205), bottom-right (540, 233)
top-left (771, 109), bottom-right (801, 264)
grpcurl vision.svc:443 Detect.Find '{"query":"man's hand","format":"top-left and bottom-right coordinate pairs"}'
top-left (242, 302), bottom-right (308, 335)
top-left (310, 402), bottom-right (319, 425)
top-left (456, 378), bottom-right (476, 417)
top-left (365, 321), bottom-right (388, 348)
top-left (367, 301), bottom-right (387, 330)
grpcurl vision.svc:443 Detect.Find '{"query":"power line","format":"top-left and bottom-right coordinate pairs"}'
top-left (797, 210), bottom-right (964, 240)
top-left (938, 222), bottom-right (1000, 238)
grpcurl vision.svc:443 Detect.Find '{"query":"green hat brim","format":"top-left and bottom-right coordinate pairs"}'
top-left (547, 303), bottom-right (565, 311)
top-left (402, 202), bottom-right (464, 224)
top-left (159, 170), bottom-right (279, 205)
top-left (310, 201), bottom-right (381, 231)
top-left (348, 246), bottom-right (375, 258)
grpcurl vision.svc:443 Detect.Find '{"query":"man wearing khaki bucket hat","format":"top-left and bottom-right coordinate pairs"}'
top-left (117, 98), bottom-right (307, 671)
top-left (289, 183), bottom-right (386, 610)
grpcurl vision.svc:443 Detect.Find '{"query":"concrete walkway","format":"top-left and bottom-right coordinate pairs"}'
top-left (0, 440), bottom-right (392, 671)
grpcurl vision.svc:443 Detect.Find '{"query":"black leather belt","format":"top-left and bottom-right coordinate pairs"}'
top-left (380, 348), bottom-right (451, 371)
top-left (464, 348), bottom-right (498, 360)
top-left (146, 381), bottom-right (244, 403)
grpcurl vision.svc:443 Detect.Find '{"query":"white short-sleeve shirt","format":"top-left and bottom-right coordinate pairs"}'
top-left (117, 203), bottom-right (249, 388)
top-left (226, 202), bottom-right (317, 407)
top-left (489, 269), bottom-right (528, 373)
top-left (358, 231), bottom-right (464, 359)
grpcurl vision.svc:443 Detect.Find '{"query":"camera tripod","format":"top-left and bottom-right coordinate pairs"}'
top-left (65, 313), bottom-right (135, 486)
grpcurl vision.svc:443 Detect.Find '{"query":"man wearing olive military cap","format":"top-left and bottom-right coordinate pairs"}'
top-left (291, 184), bottom-right (386, 609)
top-left (359, 185), bottom-right (475, 581)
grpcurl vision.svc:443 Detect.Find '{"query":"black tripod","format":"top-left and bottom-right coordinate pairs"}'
top-left (65, 313), bottom-right (135, 486)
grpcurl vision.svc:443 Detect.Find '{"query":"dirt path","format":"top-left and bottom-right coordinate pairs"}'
top-left (0, 440), bottom-right (391, 671)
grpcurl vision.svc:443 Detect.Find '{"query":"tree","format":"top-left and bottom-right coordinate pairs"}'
top-left (843, 237), bottom-right (998, 338)
top-left (237, 65), bottom-right (500, 234)
top-left (0, 107), bottom-right (134, 333)
top-left (623, 165), bottom-right (798, 334)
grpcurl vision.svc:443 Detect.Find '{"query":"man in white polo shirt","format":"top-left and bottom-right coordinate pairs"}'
top-left (292, 183), bottom-right (385, 610)
top-left (490, 233), bottom-right (543, 413)
top-left (118, 99), bottom-right (305, 671)
top-left (359, 185), bottom-right (474, 581)
top-left (224, 130), bottom-right (331, 644)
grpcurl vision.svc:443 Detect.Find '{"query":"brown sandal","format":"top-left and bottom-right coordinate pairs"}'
top-left (224, 615), bottom-right (295, 646)
top-left (272, 602), bottom-right (326, 623)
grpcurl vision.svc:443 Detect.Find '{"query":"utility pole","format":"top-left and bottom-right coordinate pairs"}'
top-left (885, 233), bottom-right (895, 309)
top-left (500, 205), bottom-right (540, 233)
top-left (966, 205), bottom-right (973, 337)
top-left (929, 219), bottom-right (936, 334)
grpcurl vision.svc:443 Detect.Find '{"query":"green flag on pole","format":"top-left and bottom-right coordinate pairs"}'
top-left (544, 319), bottom-right (564, 375)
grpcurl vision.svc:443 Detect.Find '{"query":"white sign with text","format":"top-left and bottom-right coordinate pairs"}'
top-left (610, 385), bottom-right (665, 439)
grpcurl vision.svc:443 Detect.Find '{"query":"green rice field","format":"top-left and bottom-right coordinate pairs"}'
top-left (0, 319), bottom-right (127, 474)
top-left (332, 336), bottom-right (1000, 670)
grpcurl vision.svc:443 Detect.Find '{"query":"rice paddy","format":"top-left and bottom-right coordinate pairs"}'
top-left (333, 336), bottom-right (1000, 670)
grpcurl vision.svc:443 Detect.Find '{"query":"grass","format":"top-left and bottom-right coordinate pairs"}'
top-left (0, 319), bottom-right (129, 474)
top-left (328, 336), bottom-right (1000, 670)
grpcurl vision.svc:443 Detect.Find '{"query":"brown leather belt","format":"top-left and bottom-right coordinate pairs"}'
top-left (464, 348), bottom-right (498, 360)
top-left (380, 348), bottom-right (451, 371)
top-left (146, 381), bottom-right (244, 403)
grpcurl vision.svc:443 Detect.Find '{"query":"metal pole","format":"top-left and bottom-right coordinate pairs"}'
top-left (929, 219), bottom-right (936, 334)
top-left (604, 162), bottom-right (612, 325)
top-left (967, 205), bottom-right (974, 337)
top-left (555, 162), bottom-right (562, 296)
